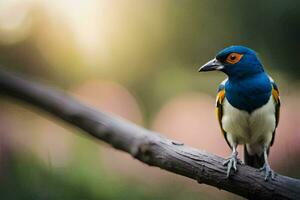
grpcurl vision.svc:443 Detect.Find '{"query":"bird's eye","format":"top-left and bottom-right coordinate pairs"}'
top-left (226, 53), bottom-right (243, 64)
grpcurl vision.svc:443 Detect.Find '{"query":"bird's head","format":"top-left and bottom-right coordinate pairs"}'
top-left (199, 46), bottom-right (264, 78)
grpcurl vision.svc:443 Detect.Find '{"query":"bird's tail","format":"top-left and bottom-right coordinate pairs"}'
top-left (244, 145), bottom-right (265, 168)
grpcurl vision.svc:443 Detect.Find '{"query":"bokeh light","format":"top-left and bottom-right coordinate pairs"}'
top-left (0, 0), bottom-right (33, 44)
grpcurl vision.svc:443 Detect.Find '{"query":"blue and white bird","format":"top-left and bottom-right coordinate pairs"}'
top-left (199, 46), bottom-right (280, 181)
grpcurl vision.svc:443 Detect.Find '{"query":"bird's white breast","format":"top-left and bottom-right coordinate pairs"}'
top-left (222, 96), bottom-right (276, 147)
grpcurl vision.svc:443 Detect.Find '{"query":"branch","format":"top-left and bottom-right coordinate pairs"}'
top-left (0, 70), bottom-right (299, 200)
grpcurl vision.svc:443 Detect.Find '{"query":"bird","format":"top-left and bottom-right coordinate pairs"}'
top-left (198, 45), bottom-right (280, 181)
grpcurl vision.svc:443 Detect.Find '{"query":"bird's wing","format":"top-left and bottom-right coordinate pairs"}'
top-left (216, 79), bottom-right (231, 148)
top-left (269, 76), bottom-right (280, 146)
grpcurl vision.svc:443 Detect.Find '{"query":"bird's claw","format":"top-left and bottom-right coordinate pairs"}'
top-left (223, 153), bottom-right (239, 178)
top-left (259, 163), bottom-right (276, 181)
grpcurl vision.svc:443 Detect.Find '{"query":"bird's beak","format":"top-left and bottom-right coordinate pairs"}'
top-left (198, 58), bottom-right (224, 72)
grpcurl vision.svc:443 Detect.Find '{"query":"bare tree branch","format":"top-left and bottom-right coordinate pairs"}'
top-left (0, 70), bottom-right (299, 200)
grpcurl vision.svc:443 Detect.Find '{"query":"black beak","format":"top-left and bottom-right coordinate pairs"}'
top-left (198, 58), bottom-right (224, 72)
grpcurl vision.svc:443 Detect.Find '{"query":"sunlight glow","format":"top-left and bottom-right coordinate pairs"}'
top-left (0, 0), bottom-right (33, 44)
top-left (42, 0), bottom-right (110, 65)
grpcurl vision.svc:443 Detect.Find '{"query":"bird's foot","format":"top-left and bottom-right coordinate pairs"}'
top-left (259, 163), bottom-right (276, 181)
top-left (223, 152), bottom-right (239, 178)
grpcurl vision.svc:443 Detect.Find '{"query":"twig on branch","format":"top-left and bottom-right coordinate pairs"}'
top-left (0, 70), bottom-right (299, 200)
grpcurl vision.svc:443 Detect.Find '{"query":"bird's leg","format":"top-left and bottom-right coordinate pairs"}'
top-left (259, 145), bottom-right (276, 181)
top-left (223, 145), bottom-right (238, 178)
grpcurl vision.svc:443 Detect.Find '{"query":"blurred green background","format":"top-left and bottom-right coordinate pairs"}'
top-left (0, 0), bottom-right (300, 199)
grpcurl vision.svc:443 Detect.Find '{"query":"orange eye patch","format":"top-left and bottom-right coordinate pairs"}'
top-left (225, 53), bottom-right (243, 64)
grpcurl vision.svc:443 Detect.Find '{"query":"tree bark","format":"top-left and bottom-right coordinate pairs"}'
top-left (0, 70), bottom-right (299, 200)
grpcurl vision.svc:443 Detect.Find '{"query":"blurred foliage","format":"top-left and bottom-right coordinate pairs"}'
top-left (0, 155), bottom-right (221, 200)
top-left (0, 0), bottom-right (299, 199)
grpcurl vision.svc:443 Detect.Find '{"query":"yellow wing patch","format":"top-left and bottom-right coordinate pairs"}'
top-left (272, 86), bottom-right (280, 127)
top-left (216, 89), bottom-right (231, 148)
top-left (270, 85), bottom-right (280, 146)
top-left (216, 89), bottom-right (225, 135)
top-left (216, 89), bottom-right (225, 105)
top-left (272, 87), bottom-right (280, 104)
